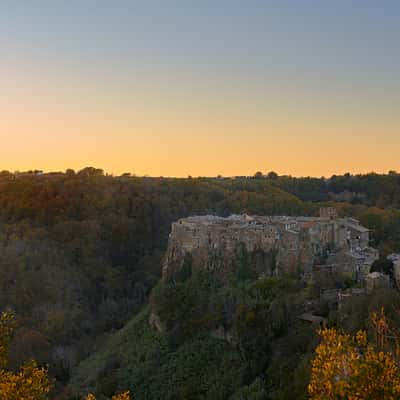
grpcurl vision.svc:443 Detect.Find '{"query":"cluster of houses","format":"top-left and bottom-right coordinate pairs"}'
top-left (163, 207), bottom-right (391, 290)
top-left (159, 208), bottom-right (400, 330)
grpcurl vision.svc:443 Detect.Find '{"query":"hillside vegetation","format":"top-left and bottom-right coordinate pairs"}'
top-left (1, 169), bottom-right (400, 398)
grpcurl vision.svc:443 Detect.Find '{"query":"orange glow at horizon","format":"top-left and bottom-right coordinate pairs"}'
top-left (1, 2), bottom-right (400, 178)
top-left (1, 64), bottom-right (400, 178)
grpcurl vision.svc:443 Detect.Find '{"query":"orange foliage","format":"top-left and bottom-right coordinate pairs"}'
top-left (309, 326), bottom-right (400, 399)
top-left (0, 312), bottom-right (52, 399)
top-left (0, 312), bottom-right (131, 400)
top-left (85, 392), bottom-right (130, 400)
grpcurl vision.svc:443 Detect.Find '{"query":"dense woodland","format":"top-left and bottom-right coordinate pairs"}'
top-left (2, 168), bottom-right (400, 399)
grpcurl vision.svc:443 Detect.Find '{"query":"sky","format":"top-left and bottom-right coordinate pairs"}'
top-left (1, 1), bottom-right (399, 177)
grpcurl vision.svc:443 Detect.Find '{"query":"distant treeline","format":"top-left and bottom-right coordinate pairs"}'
top-left (0, 167), bottom-right (400, 397)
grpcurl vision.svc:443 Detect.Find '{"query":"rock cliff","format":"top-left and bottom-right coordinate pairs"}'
top-left (161, 212), bottom-right (377, 283)
top-left (162, 215), bottom-right (319, 281)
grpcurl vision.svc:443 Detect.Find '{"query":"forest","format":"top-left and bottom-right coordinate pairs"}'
top-left (1, 168), bottom-right (400, 399)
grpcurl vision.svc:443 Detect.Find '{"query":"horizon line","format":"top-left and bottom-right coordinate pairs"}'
top-left (1, 167), bottom-right (399, 180)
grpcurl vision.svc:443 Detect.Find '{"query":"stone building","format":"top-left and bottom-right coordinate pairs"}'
top-left (319, 206), bottom-right (338, 220)
top-left (337, 288), bottom-right (368, 326)
top-left (366, 271), bottom-right (391, 294)
top-left (162, 209), bottom-right (378, 283)
top-left (338, 288), bottom-right (367, 311)
top-left (388, 253), bottom-right (400, 288)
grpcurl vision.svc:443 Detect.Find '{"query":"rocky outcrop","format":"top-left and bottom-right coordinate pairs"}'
top-left (161, 213), bottom-right (377, 283)
top-left (149, 311), bottom-right (165, 333)
top-left (162, 215), bottom-right (317, 281)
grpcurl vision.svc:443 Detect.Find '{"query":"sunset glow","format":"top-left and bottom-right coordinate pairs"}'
top-left (1, 2), bottom-right (399, 176)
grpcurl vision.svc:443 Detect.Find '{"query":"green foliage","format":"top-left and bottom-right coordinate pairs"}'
top-left (1, 169), bottom-right (400, 398)
top-left (0, 170), bottom-right (310, 388)
top-left (71, 272), bottom-right (307, 399)
top-left (229, 378), bottom-right (268, 399)
top-left (371, 257), bottom-right (394, 278)
top-left (269, 172), bottom-right (400, 208)
top-left (69, 310), bottom-right (245, 400)
top-left (233, 245), bottom-right (278, 281)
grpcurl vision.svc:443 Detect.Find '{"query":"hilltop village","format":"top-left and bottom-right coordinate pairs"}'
top-left (164, 208), bottom-right (376, 281)
top-left (161, 208), bottom-right (400, 326)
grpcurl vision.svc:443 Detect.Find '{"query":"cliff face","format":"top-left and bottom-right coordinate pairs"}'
top-left (154, 213), bottom-right (377, 335)
top-left (162, 213), bottom-right (377, 283)
top-left (162, 215), bottom-right (318, 281)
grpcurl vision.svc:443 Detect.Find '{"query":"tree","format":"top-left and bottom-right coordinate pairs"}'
top-left (0, 312), bottom-right (130, 400)
top-left (85, 392), bottom-right (130, 400)
top-left (65, 169), bottom-right (76, 176)
top-left (254, 171), bottom-right (263, 179)
top-left (0, 312), bottom-right (52, 400)
top-left (77, 167), bottom-right (104, 177)
top-left (267, 171), bottom-right (278, 180)
top-left (308, 320), bottom-right (400, 399)
top-left (371, 257), bottom-right (394, 278)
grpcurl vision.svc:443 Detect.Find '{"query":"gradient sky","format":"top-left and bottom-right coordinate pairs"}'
top-left (1, 1), bottom-right (399, 177)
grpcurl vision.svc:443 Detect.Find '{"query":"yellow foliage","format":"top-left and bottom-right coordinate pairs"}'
top-left (308, 328), bottom-right (400, 399)
top-left (0, 312), bottom-right (52, 400)
top-left (371, 307), bottom-right (390, 349)
top-left (0, 361), bottom-right (52, 400)
top-left (112, 391), bottom-right (131, 400)
top-left (0, 312), bottom-right (131, 400)
top-left (85, 392), bottom-right (130, 400)
top-left (0, 312), bottom-right (16, 370)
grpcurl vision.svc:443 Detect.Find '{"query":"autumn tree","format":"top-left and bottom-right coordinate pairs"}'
top-left (0, 312), bottom-right (130, 400)
top-left (308, 313), bottom-right (400, 399)
top-left (85, 392), bottom-right (130, 400)
top-left (0, 311), bottom-right (52, 400)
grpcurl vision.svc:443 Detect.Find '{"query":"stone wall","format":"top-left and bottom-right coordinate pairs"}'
top-left (162, 215), bottom-right (286, 280)
top-left (162, 213), bottom-right (376, 283)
